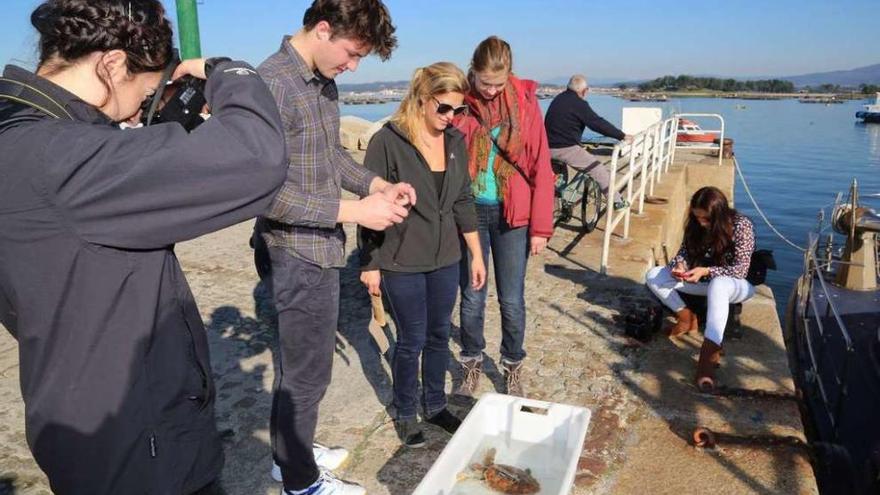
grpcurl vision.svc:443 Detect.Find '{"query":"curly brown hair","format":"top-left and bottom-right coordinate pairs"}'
top-left (31, 0), bottom-right (173, 75)
top-left (303, 0), bottom-right (398, 61)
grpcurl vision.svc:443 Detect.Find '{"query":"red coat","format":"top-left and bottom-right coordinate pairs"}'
top-left (454, 76), bottom-right (554, 238)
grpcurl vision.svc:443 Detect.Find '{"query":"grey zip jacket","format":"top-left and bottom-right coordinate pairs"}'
top-left (0, 61), bottom-right (286, 494)
top-left (359, 122), bottom-right (477, 272)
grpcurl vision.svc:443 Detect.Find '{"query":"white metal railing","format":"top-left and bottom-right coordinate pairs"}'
top-left (598, 113), bottom-right (728, 274)
top-left (599, 116), bottom-right (678, 274)
top-left (674, 113), bottom-right (725, 166)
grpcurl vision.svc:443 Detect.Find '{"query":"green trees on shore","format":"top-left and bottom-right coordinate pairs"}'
top-left (638, 75), bottom-right (794, 93)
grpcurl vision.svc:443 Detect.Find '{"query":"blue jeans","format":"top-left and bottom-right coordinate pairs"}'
top-left (458, 203), bottom-right (529, 363)
top-left (382, 263), bottom-right (459, 420)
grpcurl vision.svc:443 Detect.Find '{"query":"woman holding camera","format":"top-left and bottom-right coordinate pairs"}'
top-left (359, 62), bottom-right (486, 447)
top-left (0, 1), bottom-right (286, 493)
top-left (645, 186), bottom-right (756, 389)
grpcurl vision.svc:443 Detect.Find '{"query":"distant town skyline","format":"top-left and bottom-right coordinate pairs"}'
top-left (2, 0), bottom-right (878, 84)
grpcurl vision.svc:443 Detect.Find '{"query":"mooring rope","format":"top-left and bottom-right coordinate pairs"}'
top-left (733, 156), bottom-right (806, 252)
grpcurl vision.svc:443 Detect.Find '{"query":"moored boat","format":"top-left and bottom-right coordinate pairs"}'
top-left (856, 92), bottom-right (880, 123)
top-left (784, 180), bottom-right (880, 495)
top-left (675, 118), bottom-right (716, 143)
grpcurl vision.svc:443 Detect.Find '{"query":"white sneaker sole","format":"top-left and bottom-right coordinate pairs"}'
top-left (271, 447), bottom-right (350, 482)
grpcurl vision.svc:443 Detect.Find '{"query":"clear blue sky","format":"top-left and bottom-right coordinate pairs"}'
top-left (2, 0), bottom-right (878, 84)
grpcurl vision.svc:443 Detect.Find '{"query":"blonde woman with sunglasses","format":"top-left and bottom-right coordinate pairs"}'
top-left (359, 62), bottom-right (486, 448)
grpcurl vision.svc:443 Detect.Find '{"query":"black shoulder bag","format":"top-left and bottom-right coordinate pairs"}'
top-left (746, 249), bottom-right (776, 286)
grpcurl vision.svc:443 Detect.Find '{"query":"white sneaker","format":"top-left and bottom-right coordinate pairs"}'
top-left (271, 444), bottom-right (350, 482)
top-left (280, 470), bottom-right (365, 495)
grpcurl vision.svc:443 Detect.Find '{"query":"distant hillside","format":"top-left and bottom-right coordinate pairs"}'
top-left (637, 75), bottom-right (794, 93)
top-left (780, 63), bottom-right (880, 87)
top-left (340, 63), bottom-right (880, 93)
top-left (337, 80), bottom-right (408, 92)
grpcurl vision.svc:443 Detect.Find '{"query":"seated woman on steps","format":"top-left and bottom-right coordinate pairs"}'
top-left (645, 186), bottom-right (756, 390)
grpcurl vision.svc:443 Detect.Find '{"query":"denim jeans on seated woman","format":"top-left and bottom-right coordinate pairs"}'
top-left (458, 203), bottom-right (529, 363)
top-left (382, 263), bottom-right (459, 421)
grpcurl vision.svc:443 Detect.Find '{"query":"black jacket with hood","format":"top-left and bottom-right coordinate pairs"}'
top-left (359, 123), bottom-right (477, 273)
top-left (0, 61), bottom-right (286, 494)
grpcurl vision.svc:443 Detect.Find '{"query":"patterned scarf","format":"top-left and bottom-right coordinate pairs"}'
top-left (465, 80), bottom-right (524, 199)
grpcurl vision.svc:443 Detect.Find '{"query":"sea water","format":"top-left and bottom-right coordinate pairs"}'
top-left (448, 434), bottom-right (569, 495)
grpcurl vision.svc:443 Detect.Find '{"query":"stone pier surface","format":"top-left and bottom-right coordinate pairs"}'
top-left (0, 148), bottom-right (817, 494)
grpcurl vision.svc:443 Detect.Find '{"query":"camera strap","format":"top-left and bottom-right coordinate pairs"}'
top-left (0, 78), bottom-right (73, 127)
top-left (143, 49), bottom-right (181, 126)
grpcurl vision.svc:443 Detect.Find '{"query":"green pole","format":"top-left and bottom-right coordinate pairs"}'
top-left (175, 0), bottom-right (202, 59)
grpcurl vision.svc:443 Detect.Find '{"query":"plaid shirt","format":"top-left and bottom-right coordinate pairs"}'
top-left (255, 37), bottom-right (375, 268)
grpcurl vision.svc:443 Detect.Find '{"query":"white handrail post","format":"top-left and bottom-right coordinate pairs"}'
top-left (649, 124), bottom-right (660, 196)
top-left (670, 116), bottom-right (679, 171)
top-left (655, 122), bottom-right (665, 184)
top-left (635, 132), bottom-right (649, 218)
top-left (629, 134), bottom-right (648, 214)
top-left (600, 144), bottom-right (621, 275)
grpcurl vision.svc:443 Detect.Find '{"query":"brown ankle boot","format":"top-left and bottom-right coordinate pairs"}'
top-left (695, 339), bottom-right (723, 392)
top-left (668, 307), bottom-right (696, 337)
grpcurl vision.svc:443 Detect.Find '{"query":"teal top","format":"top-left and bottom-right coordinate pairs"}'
top-left (474, 126), bottom-right (501, 205)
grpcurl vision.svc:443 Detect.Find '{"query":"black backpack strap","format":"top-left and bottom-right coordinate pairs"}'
top-left (0, 78), bottom-right (72, 121)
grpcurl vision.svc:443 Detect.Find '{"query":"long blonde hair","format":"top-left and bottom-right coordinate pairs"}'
top-left (391, 62), bottom-right (469, 146)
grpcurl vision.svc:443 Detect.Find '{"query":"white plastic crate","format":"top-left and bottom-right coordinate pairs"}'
top-left (413, 393), bottom-right (592, 495)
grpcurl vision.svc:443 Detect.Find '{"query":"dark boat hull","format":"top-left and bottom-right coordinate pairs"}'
top-left (856, 111), bottom-right (880, 123)
top-left (785, 272), bottom-right (880, 494)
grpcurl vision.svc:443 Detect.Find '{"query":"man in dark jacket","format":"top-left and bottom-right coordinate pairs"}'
top-left (544, 74), bottom-right (632, 208)
top-left (0, 58), bottom-right (286, 494)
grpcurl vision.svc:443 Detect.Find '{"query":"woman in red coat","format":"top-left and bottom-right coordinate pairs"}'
top-left (453, 35), bottom-right (554, 397)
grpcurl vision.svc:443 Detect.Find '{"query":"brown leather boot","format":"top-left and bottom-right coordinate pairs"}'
top-left (668, 307), bottom-right (696, 337)
top-left (695, 339), bottom-right (723, 392)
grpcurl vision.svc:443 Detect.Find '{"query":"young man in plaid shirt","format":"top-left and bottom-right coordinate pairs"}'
top-left (255, 1), bottom-right (412, 494)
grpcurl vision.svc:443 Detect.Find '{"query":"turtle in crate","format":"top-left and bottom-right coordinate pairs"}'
top-left (457, 447), bottom-right (541, 494)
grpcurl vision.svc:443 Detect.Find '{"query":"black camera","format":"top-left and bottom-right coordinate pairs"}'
top-left (141, 76), bottom-right (207, 131)
top-left (140, 50), bottom-right (208, 132)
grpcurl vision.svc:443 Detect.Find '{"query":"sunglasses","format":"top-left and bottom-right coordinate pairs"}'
top-left (432, 97), bottom-right (468, 116)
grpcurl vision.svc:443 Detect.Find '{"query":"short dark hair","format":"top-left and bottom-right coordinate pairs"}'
top-left (303, 0), bottom-right (397, 61)
top-left (31, 0), bottom-right (173, 74)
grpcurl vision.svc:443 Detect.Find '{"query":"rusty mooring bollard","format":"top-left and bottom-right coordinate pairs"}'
top-left (714, 137), bottom-right (734, 158)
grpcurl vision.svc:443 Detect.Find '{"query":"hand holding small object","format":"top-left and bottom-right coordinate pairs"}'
top-left (683, 267), bottom-right (711, 283)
